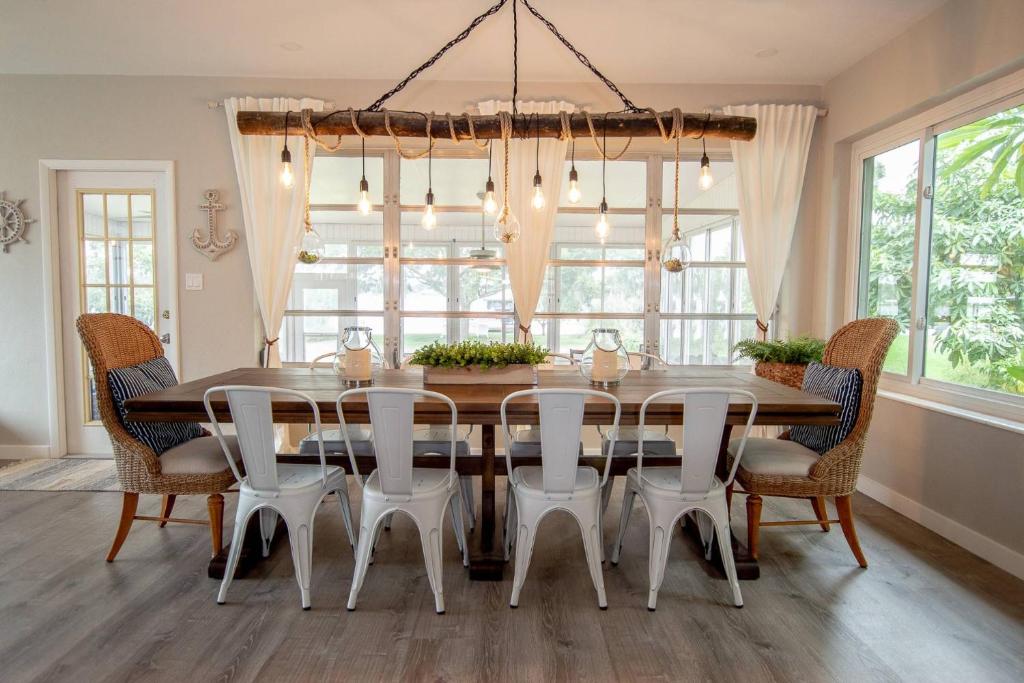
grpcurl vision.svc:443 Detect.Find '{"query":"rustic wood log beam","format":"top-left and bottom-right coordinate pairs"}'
top-left (236, 110), bottom-right (757, 141)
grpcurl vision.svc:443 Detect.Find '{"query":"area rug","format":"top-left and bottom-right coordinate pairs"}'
top-left (0, 458), bottom-right (120, 492)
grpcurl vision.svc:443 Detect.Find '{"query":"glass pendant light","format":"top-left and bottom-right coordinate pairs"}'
top-left (663, 138), bottom-right (692, 273)
top-left (422, 142), bottom-right (437, 229)
top-left (594, 121), bottom-right (610, 243)
top-left (567, 139), bottom-right (581, 204)
top-left (356, 136), bottom-right (372, 215)
top-left (493, 114), bottom-right (520, 244)
top-left (482, 142), bottom-right (498, 214)
top-left (531, 117), bottom-right (545, 210)
top-left (698, 119), bottom-right (713, 190)
top-left (279, 111), bottom-right (294, 188)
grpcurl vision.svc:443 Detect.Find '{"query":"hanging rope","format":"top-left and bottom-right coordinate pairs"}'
top-left (383, 109), bottom-right (435, 160)
top-left (647, 107), bottom-right (684, 143)
top-left (302, 136), bottom-right (314, 234)
top-left (558, 110), bottom-right (574, 141)
top-left (671, 135), bottom-right (681, 241)
top-left (464, 112), bottom-right (490, 150)
top-left (498, 111), bottom-right (513, 212)
top-left (300, 108), bottom-right (344, 152)
top-left (584, 110), bottom-right (632, 160)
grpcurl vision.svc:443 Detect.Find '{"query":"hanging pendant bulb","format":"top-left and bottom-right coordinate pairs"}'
top-left (531, 171), bottom-right (545, 210)
top-left (280, 146), bottom-right (294, 188)
top-left (483, 178), bottom-right (498, 214)
top-left (357, 177), bottom-right (372, 215)
top-left (422, 190), bottom-right (437, 230)
top-left (595, 200), bottom-right (610, 244)
top-left (699, 152), bottom-right (713, 190)
top-left (567, 166), bottom-right (581, 204)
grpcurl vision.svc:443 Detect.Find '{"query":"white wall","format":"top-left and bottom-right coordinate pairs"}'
top-left (816, 0), bottom-right (1024, 573)
top-left (0, 75), bottom-right (821, 451)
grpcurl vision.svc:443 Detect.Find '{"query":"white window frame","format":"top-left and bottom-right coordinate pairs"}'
top-left (848, 67), bottom-right (1024, 424)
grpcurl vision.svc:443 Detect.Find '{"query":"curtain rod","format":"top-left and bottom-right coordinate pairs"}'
top-left (207, 100), bottom-right (337, 109)
top-left (710, 105), bottom-right (828, 118)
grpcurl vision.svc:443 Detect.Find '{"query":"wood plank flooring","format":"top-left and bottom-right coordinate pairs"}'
top-left (1, 483), bottom-right (1022, 682)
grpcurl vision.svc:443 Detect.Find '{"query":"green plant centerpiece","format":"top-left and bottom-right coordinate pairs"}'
top-left (734, 337), bottom-right (825, 389)
top-left (411, 340), bottom-right (549, 385)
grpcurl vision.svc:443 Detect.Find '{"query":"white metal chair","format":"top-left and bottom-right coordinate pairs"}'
top-left (339, 387), bottom-right (469, 614)
top-left (610, 388), bottom-right (758, 610)
top-left (204, 386), bottom-right (357, 610)
top-left (299, 352), bottom-right (375, 458)
top-left (500, 389), bottom-right (621, 609)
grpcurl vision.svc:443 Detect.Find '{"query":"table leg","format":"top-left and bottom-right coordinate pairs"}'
top-left (468, 423), bottom-right (505, 581)
top-left (680, 424), bottom-right (760, 580)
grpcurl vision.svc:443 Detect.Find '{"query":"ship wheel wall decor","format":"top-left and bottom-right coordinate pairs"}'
top-left (0, 191), bottom-right (34, 253)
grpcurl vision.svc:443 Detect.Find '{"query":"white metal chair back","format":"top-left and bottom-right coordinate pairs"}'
top-left (337, 387), bottom-right (458, 498)
top-left (637, 389), bottom-right (757, 495)
top-left (204, 385), bottom-right (329, 492)
top-left (501, 389), bottom-right (621, 496)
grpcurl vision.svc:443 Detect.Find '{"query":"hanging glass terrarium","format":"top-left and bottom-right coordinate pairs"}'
top-left (333, 326), bottom-right (384, 386)
top-left (297, 228), bottom-right (324, 265)
top-left (661, 136), bottom-right (691, 274)
top-left (579, 328), bottom-right (630, 387)
top-left (493, 206), bottom-right (521, 244)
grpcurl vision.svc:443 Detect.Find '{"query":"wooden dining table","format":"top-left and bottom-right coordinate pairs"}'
top-left (124, 365), bottom-right (839, 582)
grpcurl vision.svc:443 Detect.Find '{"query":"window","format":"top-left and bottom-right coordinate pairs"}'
top-left (855, 87), bottom-right (1024, 414)
top-left (282, 149), bottom-right (755, 367)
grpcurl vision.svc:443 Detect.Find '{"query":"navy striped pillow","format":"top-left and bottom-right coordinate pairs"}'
top-left (790, 362), bottom-right (863, 455)
top-left (108, 357), bottom-right (203, 455)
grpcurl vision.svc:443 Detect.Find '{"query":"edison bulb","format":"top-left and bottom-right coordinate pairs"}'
top-left (699, 154), bottom-right (714, 190)
top-left (421, 203), bottom-right (437, 230)
top-left (532, 185), bottom-right (546, 210)
top-left (595, 203), bottom-right (610, 244)
top-left (567, 179), bottom-right (581, 204)
top-left (483, 179), bottom-right (498, 215)
top-left (280, 160), bottom-right (294, 188)
top-left (357, 178), bottom-right (372, 215)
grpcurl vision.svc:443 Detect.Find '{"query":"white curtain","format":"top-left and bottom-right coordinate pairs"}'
top-left (478, 100), bottom-right (575, 341)
top-left (224, 96), bottom-right (326, 366)
top-left (724, 104), bottom-right (817, 340)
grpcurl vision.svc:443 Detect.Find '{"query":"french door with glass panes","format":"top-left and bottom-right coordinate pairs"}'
top-left (57, 171), bottom-right (178, 456)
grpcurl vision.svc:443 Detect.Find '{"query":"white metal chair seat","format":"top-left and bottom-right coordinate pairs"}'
top-left (727, 437), bottom-right (819, 477)
top-left (205, 386), bottom-right (357, 611)
top-left (510, 428), bottom-right (583, 457)
top-left (299, 427), bottom-right (375, 456)
top-left (602, 427), bottom-right (677, 456)
top-left (510, 465), bottom-right (599, 495)
top-left (611, 388), bottom-right (758, 610)
top-left (363, 467), bottom-right (454, 498)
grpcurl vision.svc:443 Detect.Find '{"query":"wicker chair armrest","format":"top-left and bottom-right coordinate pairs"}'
top-left (808, 438), bottom-right (859, 481)
top-left (111, 430), bottom-right (163, 478)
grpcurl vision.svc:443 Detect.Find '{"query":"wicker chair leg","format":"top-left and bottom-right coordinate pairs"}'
top-left (810, 496), bottom-right (831, 532)
top-left (746, 494), bottom-right (762, 560)
top-left (208, 494), bottom-right (225, 557)
top-left (159, 495), bottom-right (176, 528)
top-left (107, 492), bottom-right (139, 562)
top-left (835, 495), bottom-right (867, 568)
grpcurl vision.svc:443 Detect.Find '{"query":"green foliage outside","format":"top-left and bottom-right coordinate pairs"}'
top-left (733, 337), bottom-right (825, 364)
top-left (864, 104), bottom-right (1024, 395)
top-left (409, 340), bottom-right (549, 369)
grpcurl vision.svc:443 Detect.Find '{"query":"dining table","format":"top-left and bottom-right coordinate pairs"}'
top-left (124, 365), bottom-right (840, 582)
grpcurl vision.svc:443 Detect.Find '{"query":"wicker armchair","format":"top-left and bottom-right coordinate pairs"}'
top-left (726, 317), bottom-right (899, 567)
top-left (76, 313), bottom-right (237, 561)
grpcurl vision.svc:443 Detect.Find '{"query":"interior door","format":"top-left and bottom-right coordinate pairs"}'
top-left (57, 170), bottom-right (178, 456)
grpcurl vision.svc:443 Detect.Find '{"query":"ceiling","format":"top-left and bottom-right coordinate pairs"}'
top-left (0, 0), bottom-right (945, 85)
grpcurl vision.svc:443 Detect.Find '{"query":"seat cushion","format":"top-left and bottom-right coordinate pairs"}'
top-left (363, 467), bottom-right (452, 498)
top-left (160, 434), bottom-right (241, 475)
top-left (511, 465), bottom-right (599, 493)
top-left (509, 428), bottom-right (583, 457)
top-left (602, 427), bottom-right (676, 456)
top-left (789, 362), bottom-right (863, 454)
top-left (299, 427), bottom-right (374, 456)
top-left (107, 357), bottom-right (203, 455)
top-left (729, 437), bottom-right (820, 477)
top-left (412, 427), bottom-right (470, 457)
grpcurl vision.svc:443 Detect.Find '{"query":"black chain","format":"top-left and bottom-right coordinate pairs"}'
top-left (366, 0), bottom-right (509, 112)
top-left (519, 0), bottom-right (640, 112)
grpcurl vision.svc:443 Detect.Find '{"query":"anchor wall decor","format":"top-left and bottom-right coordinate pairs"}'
top-left (191, 189), bottom-right (237, 261)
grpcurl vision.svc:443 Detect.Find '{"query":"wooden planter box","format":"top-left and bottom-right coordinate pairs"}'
top-left (754, 361), bottom-right (808, 389)
top-left (422, 364), bottom-right (538, 385)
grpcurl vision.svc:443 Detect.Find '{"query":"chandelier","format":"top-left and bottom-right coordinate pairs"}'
top-left (235, 0), bottom-right (757, 271)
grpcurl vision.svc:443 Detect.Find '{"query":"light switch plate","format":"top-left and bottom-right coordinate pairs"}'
top-left (185, 273), bottom-right (204, 291)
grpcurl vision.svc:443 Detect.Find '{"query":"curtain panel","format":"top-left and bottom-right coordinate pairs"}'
top-left (724, 103), bottom-right (817, 340)
top-left (477, 100), bottom-right (576, 342)
top-left (224, 96), bottom-right (326, 367)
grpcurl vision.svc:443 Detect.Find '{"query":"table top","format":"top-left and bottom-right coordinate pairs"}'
top-left (124, 366), bottom-right (839, 426)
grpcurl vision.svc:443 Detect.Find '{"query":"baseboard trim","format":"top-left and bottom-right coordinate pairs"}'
top-left (0, 445), bottom-right (55, 459)
top-left (858, 475), bottom-right (1024, 581)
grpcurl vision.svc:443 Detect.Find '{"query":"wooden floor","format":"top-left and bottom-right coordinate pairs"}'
top-left (1, 483), bottom-right (1022, 682)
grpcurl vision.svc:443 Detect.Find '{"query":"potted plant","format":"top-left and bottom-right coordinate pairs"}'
top-left (409, 340), bottom-right (549, 385)
top-left (733, 337), bottom-right (825, 389)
